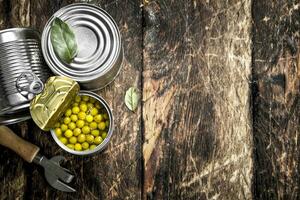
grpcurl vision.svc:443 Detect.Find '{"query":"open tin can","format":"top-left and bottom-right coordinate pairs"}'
top-left (30, 76), bottom-right (114, 155)
top-left (50, 91), bottom-right (113, 155)
top-left (0, 28), bottom-right (50, 125)
top-left (41, 3), bottom-right (123, 91)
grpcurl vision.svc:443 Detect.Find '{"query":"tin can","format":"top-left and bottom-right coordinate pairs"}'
top-left (41, 3), bottom-right (123, 91)
top-left (30, 76), bottom-right (113, 155)
top-left (0, 112), bottom-right (31, 125)
top-left (0, 28), bottom-right (50, 125)
top-left (50, 91), bottom-right (114, 155)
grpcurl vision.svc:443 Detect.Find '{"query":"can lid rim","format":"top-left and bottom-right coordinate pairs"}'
top-left (41, 3), bottom-right (122, 82)
top-left (0, 27), bottom-right (39, 35)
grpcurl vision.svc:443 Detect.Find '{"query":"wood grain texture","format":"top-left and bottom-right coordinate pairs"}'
top-left (0, 1), bottom-right (31, 199)
top-left (252, 1), bottom-right (300, 199)
top-left (9, 0), bottom-right (30, 27)
top-left (0, 0), bottom-right (8, 29)
top-left (0, 126), bottom-right (40, 163)
top-left (1, 0), bottom-right (299, 199)
top-left (142, 1), bottom-right (252, 199)
top-left (0, 123), bottom-right (28, 200)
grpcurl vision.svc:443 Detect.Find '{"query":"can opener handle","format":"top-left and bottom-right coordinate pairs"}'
top-left (0, 125), bottom-right (40, 162)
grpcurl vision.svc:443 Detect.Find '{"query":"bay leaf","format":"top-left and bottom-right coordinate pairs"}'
top-left (50, 17), bottom-right (78, 63)
top-left (125, 87), bottom-right (139, 112)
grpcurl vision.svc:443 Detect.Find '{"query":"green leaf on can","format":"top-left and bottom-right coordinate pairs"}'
top-left (50, 17), bottom-right (78, 63)
top-left (125, 87), bottom-right (139, 112)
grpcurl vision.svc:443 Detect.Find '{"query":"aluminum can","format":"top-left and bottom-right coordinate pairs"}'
top-left (0, 28), bottom-right (50, 125)
top-left (50, 90), bottom-right (114, 155)
top-left (29, 76), bottom-right (114, 155)
top-left (41, 3), bottom-right (123, 91)
top-left (0, 112), bottom-right (31, 125)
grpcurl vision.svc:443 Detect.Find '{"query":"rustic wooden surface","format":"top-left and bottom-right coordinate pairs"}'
top-left (252, 0), bottom-right (300, 199)
top-left (142, 1), bottom-right (252, 199)
top-left (0, 0), bottom-right (299, 200)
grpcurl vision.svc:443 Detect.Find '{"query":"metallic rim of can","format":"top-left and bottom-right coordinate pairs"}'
top-left (50, 90), bottom-right (114, 155)
top-left (84, 46), bottom-right (124, 91)
top-left (42, 3), bottom-right (122, 83)
top-left (0, 28), bottom-right (40, 44)
top-left (0, 103), bottom-right (30, 115)
top-left (0, 113), bottom-right (31, 125)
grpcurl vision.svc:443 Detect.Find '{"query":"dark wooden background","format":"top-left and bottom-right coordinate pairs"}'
top-left (0, 0), bottom-right (299, 199)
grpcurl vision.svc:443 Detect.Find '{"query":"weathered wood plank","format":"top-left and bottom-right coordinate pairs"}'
top-left (0, 0), bottom-right (142, 199)
top-left (5, 0), bottom-right (300, 199)
top-left (86, 1), bottom-right (143, 199)
top-left (0, 122), bottom-right (28, 200)
top-left (27, 1), bottom-right (142, 199)
top-left (252, 1), bottom-right (300, 199)
top-left (9, 0), bottom-right (30, 27)
top-left (0, 0), bottom-right (8, 29)
top-left (0, 1), bottom-right (32, 199)
top-left (142, 1), bottom-right (253, 199)
top-left (26, 0), bottom-right (143, 199)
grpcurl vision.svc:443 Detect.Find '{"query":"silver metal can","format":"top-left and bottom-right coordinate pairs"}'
top-left (0, 112), bottom-right (31, 125)
top-left (50, 90), bottom-right (114, 155)
top-left (0, 28), bottom-right (50, 121)
top-left (41, 3), bottom-right (123, 91)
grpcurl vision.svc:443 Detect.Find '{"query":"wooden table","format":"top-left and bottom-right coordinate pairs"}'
top-left (0, 0), bottom-right (299, 199)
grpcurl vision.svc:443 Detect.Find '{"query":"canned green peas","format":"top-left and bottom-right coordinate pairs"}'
top-left (54, 94), bottom-right (110, 151)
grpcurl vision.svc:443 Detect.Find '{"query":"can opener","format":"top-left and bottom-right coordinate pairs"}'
top-left (0, 126), bottom-right (76, 192)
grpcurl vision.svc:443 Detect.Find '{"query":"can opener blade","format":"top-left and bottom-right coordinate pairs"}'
top-left (0, 125), bottom-right (76, 192)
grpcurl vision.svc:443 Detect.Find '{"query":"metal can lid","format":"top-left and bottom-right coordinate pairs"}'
top-left (42, 3), bottom-right (122, 82)
top-left (30, 76), bottom-right (80, 131)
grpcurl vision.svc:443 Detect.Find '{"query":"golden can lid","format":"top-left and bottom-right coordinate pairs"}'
top-left (30, 76), bottom-right (80, 131)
